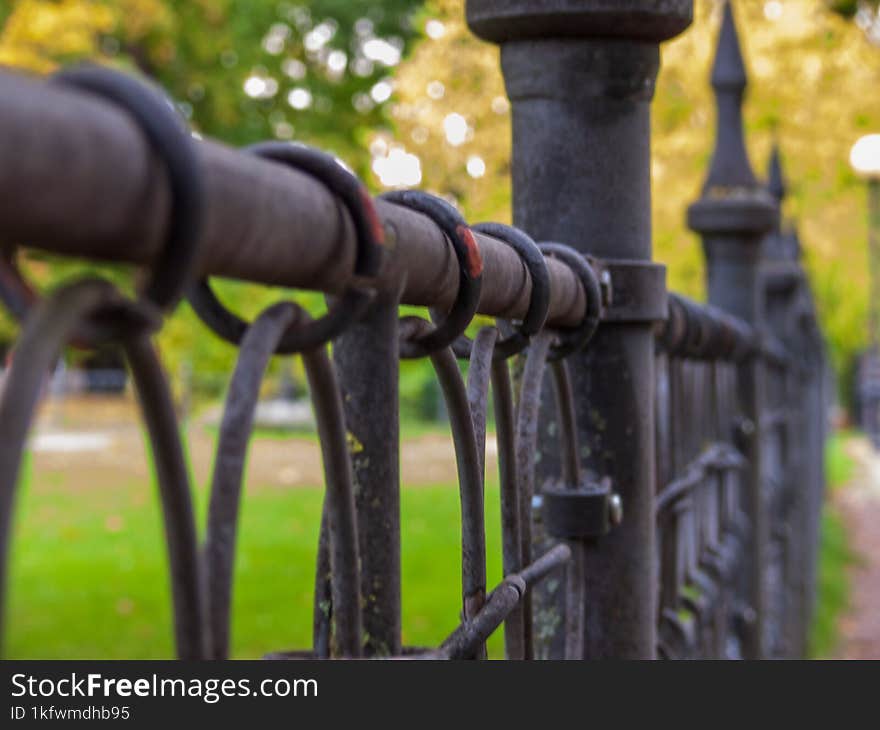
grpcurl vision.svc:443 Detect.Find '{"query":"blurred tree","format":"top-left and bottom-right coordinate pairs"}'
top-left (0, 0), bottom-right (423, 169)
top-left (0, 1), bottom-right (424, 395)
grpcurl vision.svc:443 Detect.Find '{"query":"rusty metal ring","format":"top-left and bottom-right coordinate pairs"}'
top-left (56, 65), bottom-right (204, 311)
top-left (538, 243), bottom-right (602, 361)
top-left (187, 142), bottom-right (383, 354)
top-left (379, 191), bottom-right (482, 359)
top-left (444, 222), bottom-right (548, 361)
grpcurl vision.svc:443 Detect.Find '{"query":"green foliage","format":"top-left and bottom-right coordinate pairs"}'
top-left (809, 431), bottom-right (857, 657)
top-left (826, 429), bottom-right (856, 490)
top-left (809, 507), bottom-right (855, 657)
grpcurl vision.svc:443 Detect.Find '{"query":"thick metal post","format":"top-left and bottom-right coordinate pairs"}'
top-left (687, 4), bottom-right (776, 659)
top-left (333, 291), bottom-right (402, 656)
top-left (467, 0), bottom-right (693, 659)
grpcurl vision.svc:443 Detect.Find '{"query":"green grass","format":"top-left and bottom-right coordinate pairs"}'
top-left (200, 416), bottom-right (453, 444)
top-left (5, 428), bottom-right (861, 659)
top-left (6, 461), bottom-right (504, 659)
top-left (826, 429), bottom-right (856, 493)
top-left (808, 430), bottom-right (857, 658)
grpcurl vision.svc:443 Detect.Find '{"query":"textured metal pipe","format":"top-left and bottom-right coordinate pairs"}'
top-left (0, 70), bottom-right (585, 330)
top-left (469, 0), bottom-right (693, 658)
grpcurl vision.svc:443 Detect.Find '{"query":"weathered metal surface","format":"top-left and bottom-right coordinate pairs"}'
top-left (0, 70), bottom-right (586, 330)
top-left (466, 0), bottom-right (693, 43)
top-left (0, 1), bottom-right (828, 663)
top-left (333, 292), bottom-right (403, 657)
top-left (476, 0), bottom-right (688, 659)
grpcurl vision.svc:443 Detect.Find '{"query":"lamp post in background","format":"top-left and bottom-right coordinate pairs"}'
top-left (851, 134), bottom-right (880, 446)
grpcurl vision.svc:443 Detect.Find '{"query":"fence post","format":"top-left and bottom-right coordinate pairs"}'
top-left (466, 0), bottom-right (693, 658)
top-left (333, 292), bottom-right (402, 656)
top-left (687, 4), bottom-right (776, 659)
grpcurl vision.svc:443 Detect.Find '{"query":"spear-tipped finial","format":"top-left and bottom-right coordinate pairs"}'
top-left (688, 2), bottom-right (775, 237)
top-left (702, 1), bottom-right (757, 191)
top-left (711, 2), bottom-right (747, 91)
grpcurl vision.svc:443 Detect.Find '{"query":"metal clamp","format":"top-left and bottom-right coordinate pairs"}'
top-left (595, 259), bottom-right (667, 324)
top-left (541, 477), bottom-right (622, 539)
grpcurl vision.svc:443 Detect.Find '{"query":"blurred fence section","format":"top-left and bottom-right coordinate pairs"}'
top-left (0, 1), bottom-right (828, 659)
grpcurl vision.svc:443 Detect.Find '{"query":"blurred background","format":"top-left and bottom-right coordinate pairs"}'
top-left (0, 0), bottom-right (878, 658)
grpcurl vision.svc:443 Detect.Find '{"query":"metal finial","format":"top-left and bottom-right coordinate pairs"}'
top-left (711, 2), bottom-right (747, 91)
top-left (702, 1), bottom-right (757, 191)
top-left (767, 144), bottom-right (787, 203)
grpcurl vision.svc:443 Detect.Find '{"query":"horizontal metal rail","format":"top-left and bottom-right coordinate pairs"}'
top-left (0, 70), bottom-right (586, 330)
top-left (657, 292), bottom-right (790, 366)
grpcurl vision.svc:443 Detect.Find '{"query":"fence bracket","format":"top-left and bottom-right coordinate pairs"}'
top-left (595, 260), bottom-right (668, 323)
top-left (541, 478), bottom-right (622, 539)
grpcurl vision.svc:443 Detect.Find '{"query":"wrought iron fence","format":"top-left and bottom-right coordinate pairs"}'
top-left (0, 1), bottom-right (827, 659)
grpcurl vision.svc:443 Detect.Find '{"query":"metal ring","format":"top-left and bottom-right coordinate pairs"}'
top-left (538, 243), bottom-right (602, 361)
top-left (187, 142), bottom-right (383, 354)
top-left (55, 65), bottom-right (204, 311)
top-left (448, 222), bottom-right (549, 361)
top-left (0, 66), bottom-right (204, 328)
top-left (379, 191), bottom-right (482, 359)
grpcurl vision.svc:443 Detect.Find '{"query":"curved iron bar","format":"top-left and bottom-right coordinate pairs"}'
top-left (514, 330), bottom-right (553, 659)
top-left (203, 301), bottom-right (362, 659)
top-left (467, 328), bottom-right (499, 482)
top-left (460, 326), bottom-right (500, 659)
top-left (312, 504), bottom-right (333, 659)
top-left (398, 316), bottom-right (486, 641)
top-left (432, 345), bottom-right (487, 633)
top-left (0, 278), bottom-right (206, 658)
top-left (549, 359), bottom-right (586, 660)
top-left (300, 323), bottom-right (363, 658)
top-left (550, 361), bottom-right (581, 486)
top-left (491, 358), bottom-right (525, 659)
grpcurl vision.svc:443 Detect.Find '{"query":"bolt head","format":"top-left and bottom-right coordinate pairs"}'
top-left (608, 492), bottom-right (623, 526)
top-left (738, 418), bottom-right (756, 437)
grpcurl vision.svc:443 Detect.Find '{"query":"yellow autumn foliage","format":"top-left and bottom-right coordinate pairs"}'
top-left (0, 0), bottom-right (170, 72)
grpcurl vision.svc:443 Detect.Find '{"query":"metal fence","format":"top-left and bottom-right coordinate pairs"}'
top-left (0, 1), bottom-right (827, 659)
